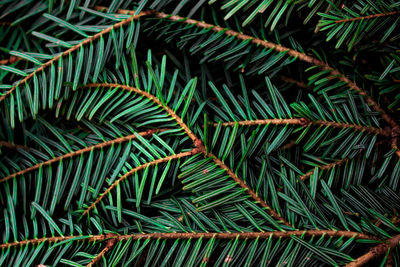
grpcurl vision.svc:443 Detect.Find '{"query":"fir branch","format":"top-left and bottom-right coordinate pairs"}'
top-left (0, 140), bottom-right (29, 150)
top-left (84, 84), bottom-right (202, 147)
top-left (392, 137), bottom-right (400, 159)
top-left (0, 230), bottom-right (379, 250)
top-left (385, 250), bottom-right (394, 267)
top-left (207, 151), bottom-right (292, 227)
top-left (92, 6), bottom-right (400, 141)
top-left (84, 84), bottom-right (289, 226)
top-left (345, 234), bottom-right (400, 267)
top-left (334, 10), bottom-right (400, 23)
top-left (0, 56), bottom-right (19, 65)
top-left (82, 149), bottom-right (199, 216)
top-left (300, 158), bottom-right (349, 181)
top-left (279, 76), bottom-right (309, 90)
top-left (0, 129), bottom-right (167, 183)
top-left (299, 139), bottom-right (387, 181)
top-left (212, 119), bottom-right (389, 136)
top-left (86, 238), bottom-right (117, 267)
top-left (0, 21), bottom-right (12, 26)
top-left (0, 11), bottom-right (152, 103)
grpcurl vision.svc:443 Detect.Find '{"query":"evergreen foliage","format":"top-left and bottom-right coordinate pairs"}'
top-left (0, 0), bottom-right (400, 266)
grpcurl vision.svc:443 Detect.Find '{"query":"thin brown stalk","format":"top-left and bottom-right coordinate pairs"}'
top-left (0, 230), bottom-right (379, 250)
top-left (82, 149), bottom-right (198, 216)
top-left (335, 10), bottom-right (400, 23)
top-left (213, 119), bottom-right (389, 136)
top-left (93, 6), bottom-right (400, 137)
top-left (0, 56), bottom-right (19, 65)
top-left (0, 129), bottom-right (167, 183)
top-left (86, 238), bottom-right (117, 267)
top-left (300, 139), bottom-right (387, 181)
top-left (84, 84), bottom-right (203, 148)
top-left (83, 84), bottom-right (289, 226)
top-left (0, 11), bottom-right (151, 103)
top-left (391, 137), bottom-right (400, 159)
top-left (0, 140), bottom-right (29, 150)
top-left (279, 76), bottom-right (309, 89)
top-left (206, 151), bottom-right (292, 227)
top-left (345, 234), bottom-right (400, 267)
top-left (385, 250), bottom-right (394, 267)
top-left (281, 139), bottom-right (297, 150)
top-left (300, 158), bottom-right (349, 181)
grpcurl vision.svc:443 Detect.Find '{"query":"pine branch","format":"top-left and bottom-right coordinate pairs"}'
top-left (0, 11), bottom-right (151, 103)
top-left (299, 139), bottom-right (387, 181)
top-left (334, 10), bottom-right (400, 23)
top-left (0, 56), bottom-right (19, 65)
top-left (86, 238), bottom-right (117, 267)
top-left (85, 84), bottom-right (291, 226)
top-left (0, 140), bottom-right (29, 150)
top-left (385, 250), bottom-right (394, 267)
top-left (207, 151), bottom-right (292, 227)
top-left (0, 129), bottom-right (167, 183)
top-left (300, 158), bottom-right (349, 181)
top-left (82, 149), bottom-right (198, 216)
top-left (278, 76), bottom-right (310, 90)
top-left (84, 84), bottom-right (202, 148)
top-left (392, 137), bottom-right (400, 159)
top-left (93, 6), bottom-right (400, 135)
top-left (212, 119), bottom-right (389, 136)
top-left (345, 234), bottom-right (400, 267)
top-left (0, 230), bottom-right (379, 250)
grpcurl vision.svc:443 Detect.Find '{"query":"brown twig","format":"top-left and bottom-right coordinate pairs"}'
top-left (0, 21), bottom-right (12, 26)
top-left (84, 84), bottom-right (290, 226)
top-left (385, 250), bottom-right (394, 267)
top-left (0, 140), bottom-right (29, 150)
top-left (335, 10), bottom-right (400, 23)
top-left (298, 138), bottom-right (388, 181)
top-left (300, 158), bottom-right (349, 181)
top-left (82, 149), bottom-right (198, 216)
top-left (279, 76), bottom-right (309, 89)
top-left (86, 238), bottom-right (117, 267)
top-left (281, 139), bottom-right (297, 150)
top-left (0, 56), bottom-right (19, 65)
top-left (345, 234), bottom-right (400, 267)
top-left (212, 119), bottom-right (389, 136)
top-left (0, 11), bottom-right (151, 103)
top-left (92, 6), bottom-right (399, 135)
top-left (392, 137), bottom-right (400, 159)
top-left (0, 230), bottom-right (379, 250)
top-left (207, 151), bottom-right (291, 227)
top-left (84, 84), bottom-right (201, 147)
top-left (0, 129), bottom-right (167, 183)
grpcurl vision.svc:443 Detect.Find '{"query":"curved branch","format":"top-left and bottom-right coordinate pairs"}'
top-left (335, 10), bottom-right (400, 23)
top-left (279, 76), bottom-right (310, 89)
top-left (93, 6), bottom-right (400, 138)
top-left (87, 238), bottom-right (117, 267)
top-left (84, 84), bottom-right (289, 226)
top-left (391, 137), bottom-right (400, 159)
top-left (207, 151), bottom-right (291, 227)
top-left (0, 230), bottom-right (379, 249)
top-left (84, 84), bottom-right (202, 147)
top-left (300, 158), bottom-right (349, 181)
top-left (213, 119), bottom-right (389, 136)
top-left (0, 129), bottom-right (167, 183)
top-left (0, 56), bottom-right (19, 65)
top-left (345, 234), bottom-right (400, 267)
top-left (0, 140), bottom-right (29, 150)
top-left (0, 11), bottom-right (151, 103)
top-left (82, 149), bottom-right (198, 216)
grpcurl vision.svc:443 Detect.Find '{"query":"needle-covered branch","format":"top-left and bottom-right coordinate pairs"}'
top-left (0, 230), bottom-right (379, 250)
